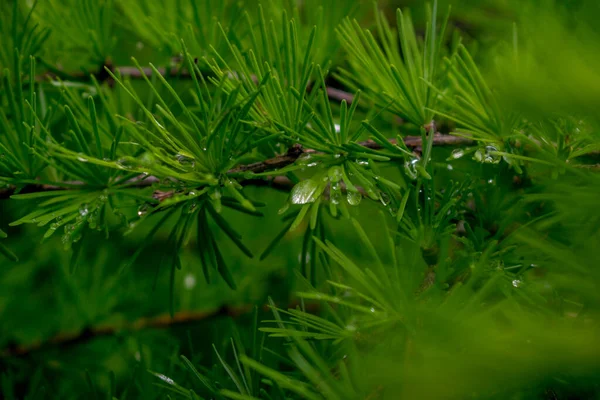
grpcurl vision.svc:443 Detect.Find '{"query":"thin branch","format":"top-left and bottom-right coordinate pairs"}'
top-left (326, 87), bottom-right (355, 103)
top-left (0, 301), bottom-right (319, 358)
top-left (0, 134), bottom-right (472, 200)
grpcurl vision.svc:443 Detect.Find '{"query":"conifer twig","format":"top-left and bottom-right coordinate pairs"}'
top-left (0, 134), bottom-right (472, 200)
top-left (0, 301), bottom-right (320, 358)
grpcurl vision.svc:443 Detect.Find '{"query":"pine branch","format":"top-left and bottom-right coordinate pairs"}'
top-left (0, 134), bottom-right (472, 200)
top-left (0, 301), bottom-right (320, 358)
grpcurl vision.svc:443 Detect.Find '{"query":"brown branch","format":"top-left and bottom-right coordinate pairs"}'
top-left (0, 134), bottom-right (471, 201)
top-left (0, 301), bottom-right (320, 358)
top-left (326, 87), bottom-right (355, 103)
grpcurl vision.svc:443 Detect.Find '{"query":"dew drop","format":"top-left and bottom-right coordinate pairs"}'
top-left (155, 373), bottom-right (175, 386)
top-left (184, 273), bottom-right (197, 290)
top-left (379, 192), bottom-right (391, 206)
top-left (451, 149), bottom-right (464, 159)
top-left (77, 153), bottom-right (88, 162)
top-left (296, 153), bottom-right (313, 166)
top-left (404, 158), bottom-right (419, 180)
top-left (187, 201), bottom-right (198, 213)
top-left (176, 153), bottom-right (195, 168)
top-left (347, 190), bottom-right (362, 206)
top-left (297, 253), bottom-right (311, 263)
top-left (137, 204), bottom-right (149, 217)
top-left (330, 183), bottom-right (342, 205)
top-left (328, 166), bottom-right (343, 183)
top-left (116, 157), bottom-right (135, 170)
top-left (512, 279), bottom-right (522, 288)
top-left (475, 145), bottom-right (501, 164)
top-left (291, 179), bottom-right (320, 204)
top-left (79, 205), bottom-right (89, 217)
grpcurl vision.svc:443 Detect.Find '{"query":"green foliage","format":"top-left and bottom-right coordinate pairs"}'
top-left (1, 0), bottom-right (600, 399)
top-left (338, 2), bottom-right (450, 126)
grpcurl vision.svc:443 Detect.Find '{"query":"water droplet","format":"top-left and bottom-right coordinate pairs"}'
top-left (176, 153), bottom-right (195, 168)
top-left (154, 373), bottom-right (175, 386)
top-left (79, 205), bottom-right (89, 217)
top-left (370, 307), bottom-right (376, 313)
top-left (137, 204), bottom-right (149, 217)
top-left (356, 159), bottom-right (369, 166)
top-left (297, 253), bottom-right (311, 263)
top-left (404, 158), bottom-right (419, 180)
top-left (347, 190), bottom-right (362, 206)
top-left (334, 123), bottom-right (341, 133)
top-left (328, 166), bottom-right (342, 183)
top-left (330, 183), bottom-right (342, 204)
top-left (447, 164), bottom-right (454, 170)
top-left (291, 179), bottom-right (320, 204)
top-left (296, 153), bottom-right (313, 166)
top-left (77, 153), bottom-right (88, 162)
top-left (134, 351), bottom-right (141, 361)
top-left (379, 192), bottom-right (390, 206)
top-left (136, 41), bottom-right (144, 50)
top-left (189, 190), bottom-right (197, 196)
top-left (512, 279), bottom-right (522, 288)
top-left (187, 201), bottom-right (198, 213)
top-left (88, 210), bottom-right (99, 229)
top-left (451, 149), bottom-right (464, 159)
top-left (487, 179), bottom-right (495, 185)
top-left (346, 324), bottom-right (357, 332)
top-left (475, 145), bottom-right (501, 164)
top-left (140, 152), bottom-right (155, 167)
top-left (184, 273), bottom-right (197, 290)
top-left (116, 157), bottom-right (136, 170)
